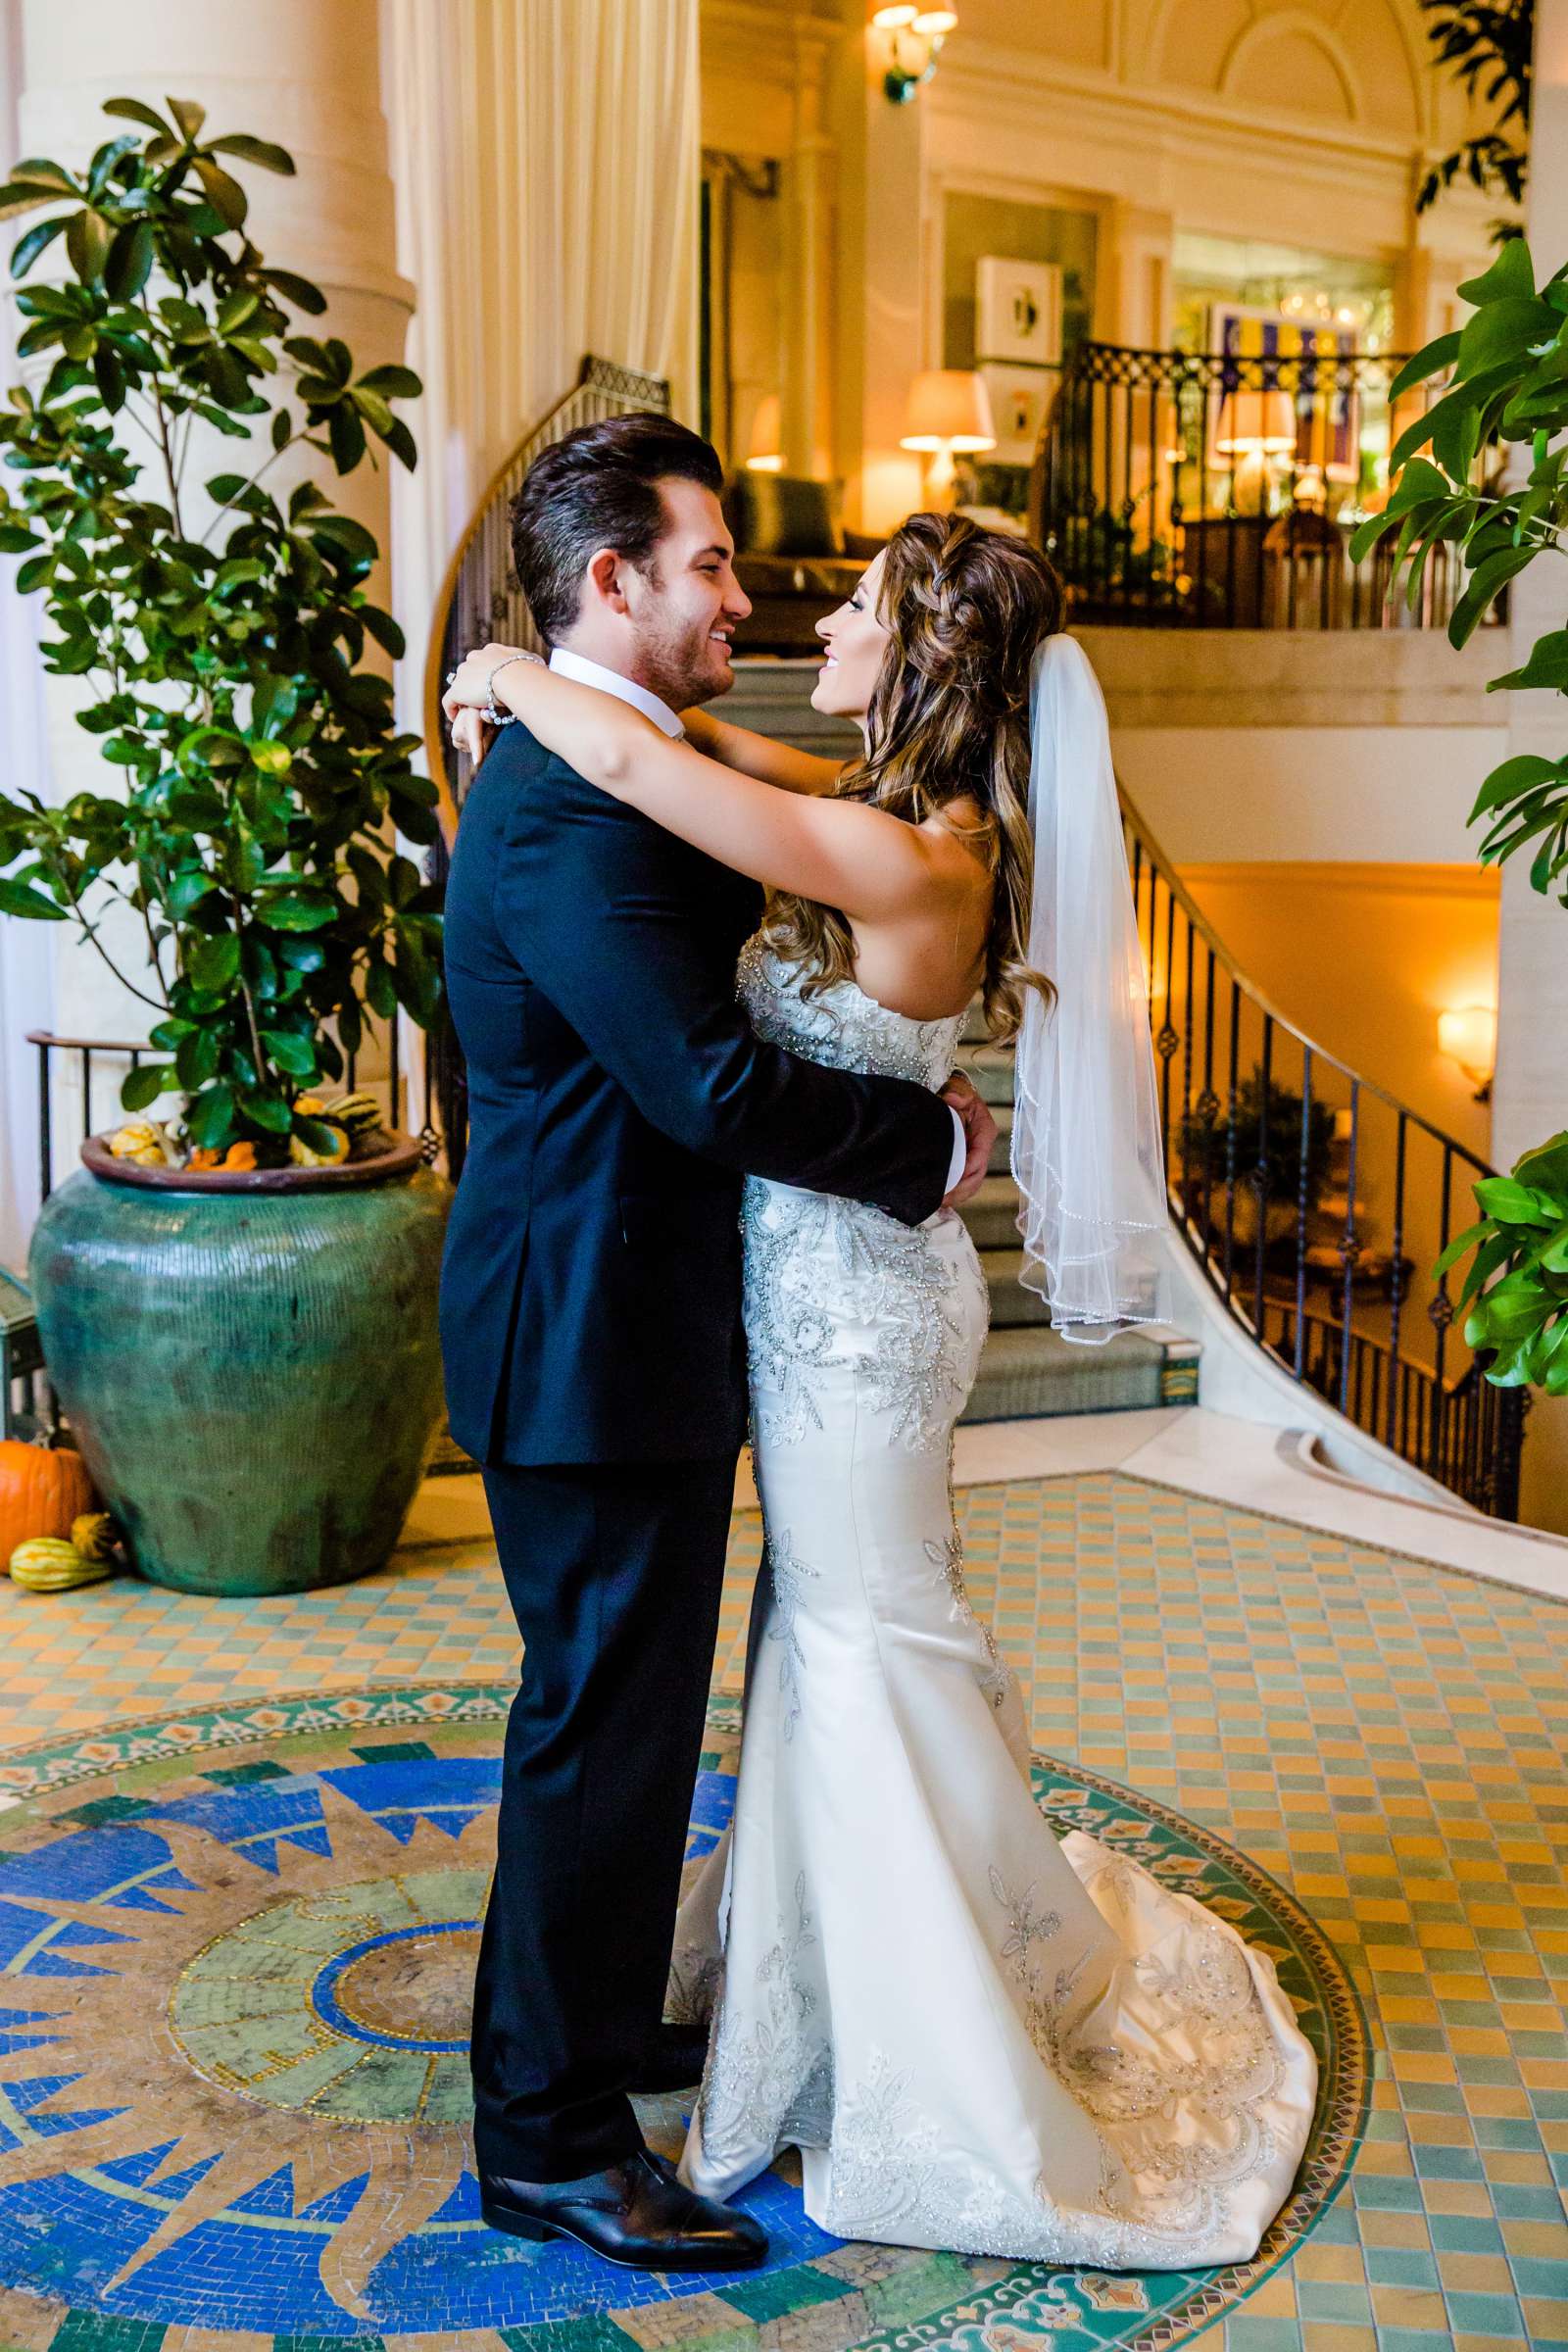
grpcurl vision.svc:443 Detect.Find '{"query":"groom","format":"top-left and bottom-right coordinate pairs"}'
top-left (440, 413), bottom-right (995, 2271)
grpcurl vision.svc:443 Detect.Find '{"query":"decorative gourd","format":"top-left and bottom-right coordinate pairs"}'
top-left (10, 1537), bottom-right (113, 1592)
top-left (107, 1121), bottom-right (175, 1166)
top-left (0, 1440), bottom-right (97, 1562)
top-left (220, 1142), bottom-right (258, 1170)
top-left (71, 1511), bottom-right (120, 1562)
top-left (323, 1093), bottom-right (382, 1136)
top-left (289, 1125), bottom-right (350, 1168)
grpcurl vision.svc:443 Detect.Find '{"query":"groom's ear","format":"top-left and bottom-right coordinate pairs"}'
top-left (583, 545), bottom-right (633, 617)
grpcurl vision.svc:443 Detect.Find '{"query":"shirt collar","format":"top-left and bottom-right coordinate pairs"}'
top-left (548, 646), bottom-right (685, 739)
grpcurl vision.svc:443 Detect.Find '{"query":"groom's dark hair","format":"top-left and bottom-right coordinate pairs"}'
top-left (511, 413), bottom-right (725, 645)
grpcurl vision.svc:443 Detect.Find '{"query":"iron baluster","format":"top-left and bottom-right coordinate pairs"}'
top-left (1338, 1078), bottom-right (1360, 1416)
top-left (1387, 1111), bottom-right (1407, 1454)
top-left (37, 1039), bottom-right (51, 1204)
top-left (1252, 1016), bottom-right (1273, 1334)
top-left (1429, 1149), bottom-right (1454, 1480)
top-left (1295, 1046), bottom-right (1312, 1380)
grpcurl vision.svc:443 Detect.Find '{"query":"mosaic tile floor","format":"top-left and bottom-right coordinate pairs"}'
top-left (0, 1685), bottom-right (1360, 2352)
top-left (0, 1466), bottom-right (1565, 2352)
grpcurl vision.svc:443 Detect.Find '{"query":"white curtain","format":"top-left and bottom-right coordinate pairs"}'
top-left (379, 0), bottom-right (703, 738)
top-left (0, 0), bottom-right (55, 1275)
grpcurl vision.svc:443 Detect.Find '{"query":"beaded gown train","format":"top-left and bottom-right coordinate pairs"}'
top-left (667, 937), bottom-right (1319, 2267)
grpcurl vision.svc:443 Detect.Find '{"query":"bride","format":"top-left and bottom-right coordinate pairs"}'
top-left (443, 511), bottom-right (1317, 2268)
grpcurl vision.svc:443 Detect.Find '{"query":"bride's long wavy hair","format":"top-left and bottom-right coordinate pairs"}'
top-left (760, 511), bottom-right (1063, 1045)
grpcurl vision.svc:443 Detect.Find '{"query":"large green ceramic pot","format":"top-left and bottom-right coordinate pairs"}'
top-left (28, 1135), bottom-right (452, 1597)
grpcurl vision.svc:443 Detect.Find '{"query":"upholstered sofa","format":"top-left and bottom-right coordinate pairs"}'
top-left (723, 472), bottom-right (883, 656)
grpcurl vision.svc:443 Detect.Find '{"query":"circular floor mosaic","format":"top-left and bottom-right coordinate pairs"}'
top-left (0, 1682), bottom-right (1368, 2352)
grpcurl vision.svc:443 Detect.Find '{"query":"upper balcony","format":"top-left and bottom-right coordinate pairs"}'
top-left (1028, 340), bottom-right (1475, 634)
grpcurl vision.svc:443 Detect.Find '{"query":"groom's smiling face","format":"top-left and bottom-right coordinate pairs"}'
top-left (606, 476), bottom-right (752, 710)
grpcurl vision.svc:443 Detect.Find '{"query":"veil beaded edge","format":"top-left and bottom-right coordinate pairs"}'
top-left (1010, 632), bottom-right (1177, 1346)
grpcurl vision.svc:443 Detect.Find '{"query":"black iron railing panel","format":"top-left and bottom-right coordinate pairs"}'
top-left (1030, 342), bottom-right (1478, 632)
top-left (1121, 797), bottom-right (1525, 1518)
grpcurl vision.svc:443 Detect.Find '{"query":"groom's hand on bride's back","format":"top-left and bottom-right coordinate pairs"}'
top-left (940, 1071), bottom-right (996, 1209)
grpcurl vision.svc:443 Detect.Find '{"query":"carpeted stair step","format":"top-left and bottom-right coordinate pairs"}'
top-left (960, 1324), bottom-right (1175, 1423)
top-left (982, 1247), bottom-right (1054, 1328)
top-left (987, 1102), bottom-right (1014, 1176)
top-left (955, 1044), bottom-right (1016, 1107)
top-left (959, 1175), bottom-right (1022, 1252)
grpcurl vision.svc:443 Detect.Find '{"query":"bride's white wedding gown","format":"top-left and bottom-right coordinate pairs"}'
top-left (668, 937), bottom-right (1318, 2268)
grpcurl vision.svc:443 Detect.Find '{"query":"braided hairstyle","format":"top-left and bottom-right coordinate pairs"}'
top-left (762, 510), bottom-right (1063, 1044)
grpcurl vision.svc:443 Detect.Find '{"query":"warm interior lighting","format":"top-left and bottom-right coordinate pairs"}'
top-left (745, 392), bottom-right (784, 473)
top-left (1438, 1004), bottom-right (1497, 1101)
top-left (1214, 389), bottom-right (1297, 456)
top-left (873, 1), bottom-right (956, 101)
top-left (901, 369), bottom-right (995, 503)
top-left (901, 369), bottom-right (995, 453)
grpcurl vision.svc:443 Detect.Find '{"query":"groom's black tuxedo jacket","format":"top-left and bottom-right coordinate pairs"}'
top-left (438, 721), bottom-right (956, 1467)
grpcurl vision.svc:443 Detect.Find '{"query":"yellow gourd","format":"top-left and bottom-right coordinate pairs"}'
top-left (71, 1511), bottom-right (120, 1562)
top-left (290, 1124), bottom-right (350, 1167)
top-left (9, 1538), bottom-right (113, 1592)
top-left (108, 1121), bottom-right (175, 1167)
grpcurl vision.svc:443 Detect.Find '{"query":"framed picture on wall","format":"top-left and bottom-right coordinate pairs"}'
top-left (978, 364), bottom-right (1052, 466)
top-left (976, 257), bottom-right (1061, 367)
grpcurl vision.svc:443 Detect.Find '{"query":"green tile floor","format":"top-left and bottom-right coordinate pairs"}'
top-left (1, 1464), bottom-right (1564, 2352)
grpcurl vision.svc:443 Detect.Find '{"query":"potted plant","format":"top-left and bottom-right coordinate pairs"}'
top-left (0, 98), bottom-right (451, 1595)
top-left (1176, 1066), bottom-right (1336, 1250)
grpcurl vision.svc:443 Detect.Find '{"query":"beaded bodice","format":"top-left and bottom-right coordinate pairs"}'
top-left (736, 936), bottom-right (962, 1096)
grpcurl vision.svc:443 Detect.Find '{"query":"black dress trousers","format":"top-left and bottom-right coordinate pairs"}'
top-left (469, 1453), bottom-right (738, 2182)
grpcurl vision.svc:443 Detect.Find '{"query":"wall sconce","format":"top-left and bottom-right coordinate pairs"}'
top-left (1214, 386), bottom-right (1296, 517)
top-left (872, 5), bottom-right (957, 103)
top-left (901, 368), bottom-right (994, 504)
top-left (1438, 1004), bottom-right (1496, 1102)
top-left (746, 393), bottom-right (784, 473)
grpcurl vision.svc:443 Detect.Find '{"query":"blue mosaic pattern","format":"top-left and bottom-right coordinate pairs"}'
top-left (0, 1684), bottom-right (1360, 2352)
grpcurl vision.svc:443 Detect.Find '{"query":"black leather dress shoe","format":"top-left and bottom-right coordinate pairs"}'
top-left (628, 2023), bottom-right (710, 2094)
top-left (479, 2147), bottom-right (767, 2271)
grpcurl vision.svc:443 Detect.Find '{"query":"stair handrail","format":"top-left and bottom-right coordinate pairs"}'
top-left (1115, 781), bottom-right (1495, 1173)
top-left (1113, 769), bottom-right (1524, 1515)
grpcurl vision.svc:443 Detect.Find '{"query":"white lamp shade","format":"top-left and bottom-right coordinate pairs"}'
top-left (901, 368), bottom-right (996, 453)
top-left (1215, 387), bottom-right (1297, 455)
top-left (745, 392), bottom-right (784, 472)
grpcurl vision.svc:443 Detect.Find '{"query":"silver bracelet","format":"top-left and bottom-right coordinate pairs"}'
top-left (483, 650), bottom-right (544, 726)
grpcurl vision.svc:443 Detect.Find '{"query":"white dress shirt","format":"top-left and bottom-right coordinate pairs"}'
top-left (545, 647), bottom-right (967, 1197)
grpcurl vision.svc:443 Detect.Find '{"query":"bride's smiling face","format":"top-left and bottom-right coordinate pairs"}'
top-left (811, 554), bottom-right (891, 722)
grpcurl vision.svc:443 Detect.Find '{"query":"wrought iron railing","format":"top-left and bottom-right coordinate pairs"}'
top-left (1031, 341), bottom-right (1477, 631)
top-left (1119, 791), bottom-right (1525, 1516)
top-left (419, 353), bottom-right (673, 1182)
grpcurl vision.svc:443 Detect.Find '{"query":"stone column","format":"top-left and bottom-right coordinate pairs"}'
top-left (1491, 0), bottom-right (1568, 1528)
top-left (781, 27), bottom-right (833, 478)
top-left (831, 16), bottom-right (925, 537)
top-left (15, 0), bottom-right (413, 1153)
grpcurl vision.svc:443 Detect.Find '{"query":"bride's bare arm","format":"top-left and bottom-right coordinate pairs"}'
top-left (446, 649), bottom-right (974, 924)
top-left (679, 705), bottom-right (851, 797)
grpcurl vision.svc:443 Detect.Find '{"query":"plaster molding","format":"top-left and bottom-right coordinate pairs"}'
top-left (1217, 10), bottom-right (1364, 123)
top-left (699, 0), bottom-right (838, 80)
top-left (1176, 859), bottom-right (1500, 898)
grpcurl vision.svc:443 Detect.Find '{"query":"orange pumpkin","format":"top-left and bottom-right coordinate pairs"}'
top-left (0, 1441), bottom-right (98, 1564)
